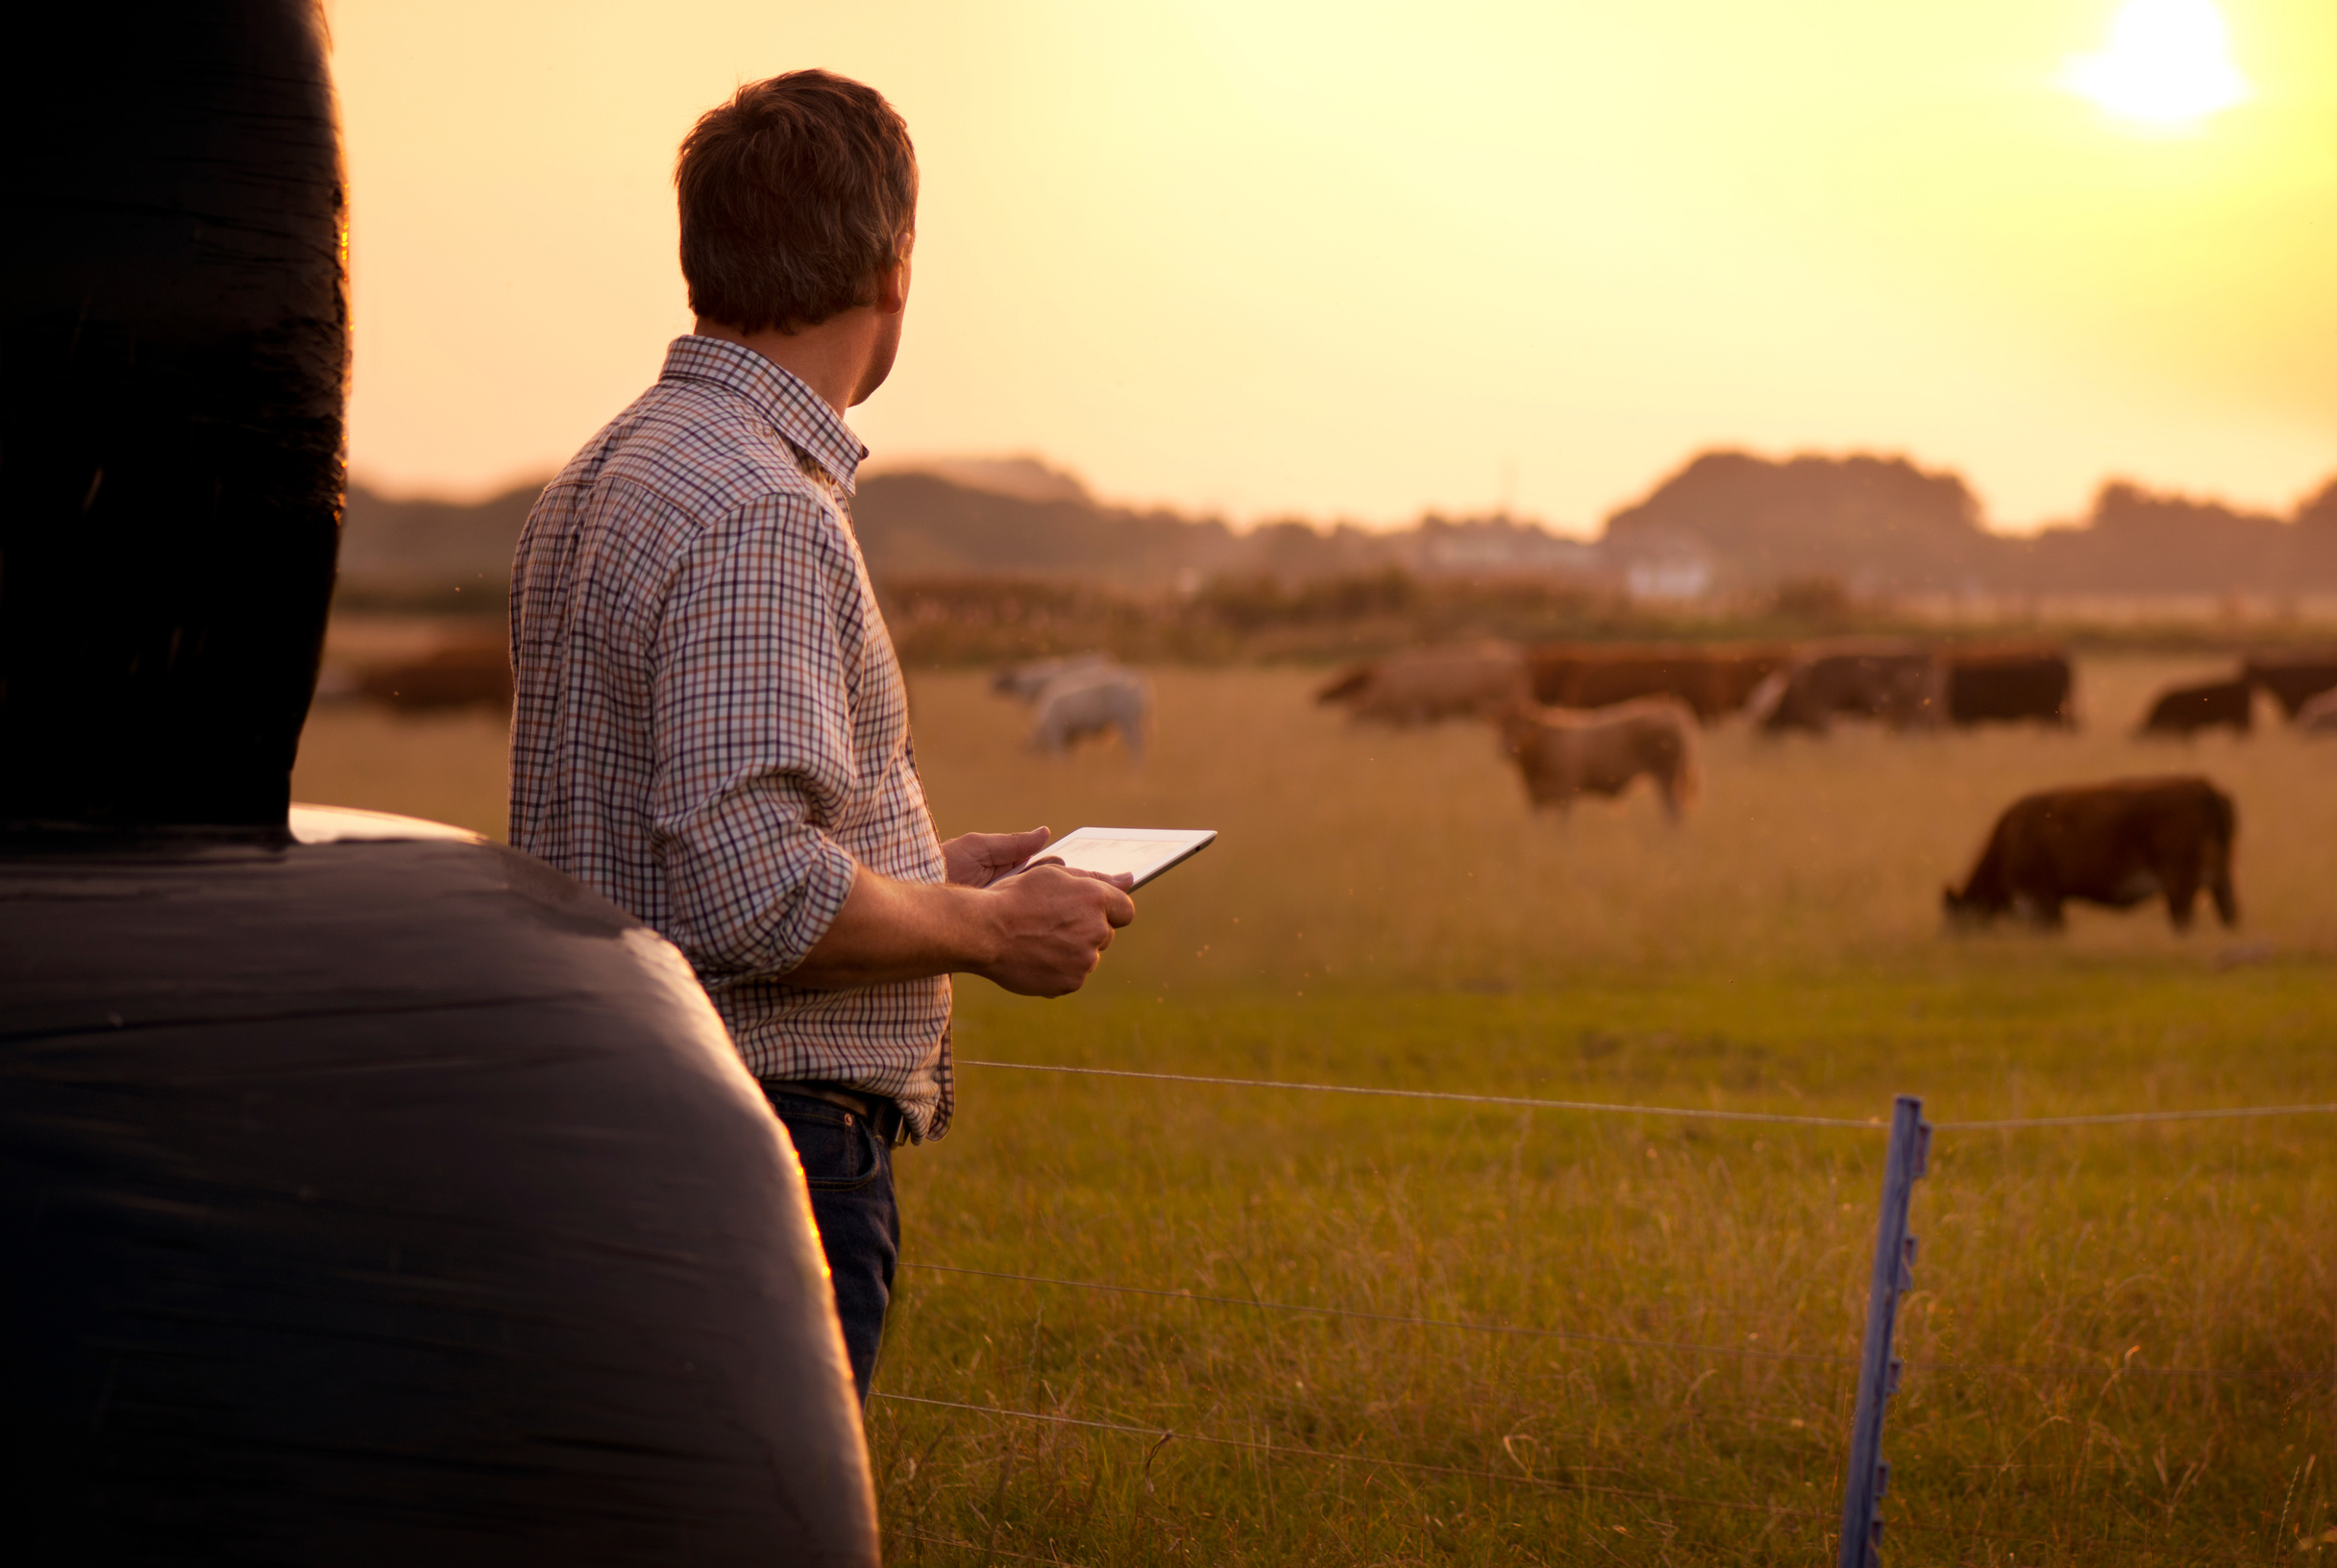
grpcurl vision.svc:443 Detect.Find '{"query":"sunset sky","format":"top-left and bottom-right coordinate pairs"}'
top-left (327, 0), bottom-right (2336, 535)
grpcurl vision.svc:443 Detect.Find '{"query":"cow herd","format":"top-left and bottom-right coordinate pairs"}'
top-left (1308, 638), bottom-right (2087, 816)
top-left (1312, 637), bottom-right (2337, 935)
top-left (332, 630), bottom-right (2328, 939)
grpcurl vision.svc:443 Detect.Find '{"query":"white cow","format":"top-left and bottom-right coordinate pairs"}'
top-left (993, 653), bottom-right (1110, 705)
top-left (1029, 665), bottom-right (1151, 762)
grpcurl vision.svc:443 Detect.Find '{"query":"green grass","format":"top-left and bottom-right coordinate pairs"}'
top-left (876, 967), bottom-right (2337, 1567)
top-left (290, 652), bottom-right (2337, 1564)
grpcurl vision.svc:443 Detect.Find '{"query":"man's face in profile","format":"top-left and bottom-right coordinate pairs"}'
top-left (852, 240), bottom-right (913, 407)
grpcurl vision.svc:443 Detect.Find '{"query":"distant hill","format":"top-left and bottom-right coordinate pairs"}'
top-left (336, 461), bottom-right (1601, 606)
top-left (1599, 451), bottom-right (2337, 596)
top-left (1602, 452), bottom-right (1994, 593)
top-left (334, 451), bottom-right (2337, 609)
top-left (2011, 479), bottom-right (2337, 594)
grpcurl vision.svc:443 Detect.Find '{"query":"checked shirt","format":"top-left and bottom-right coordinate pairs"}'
top-left (509, 335), bottom-right (952, 1139)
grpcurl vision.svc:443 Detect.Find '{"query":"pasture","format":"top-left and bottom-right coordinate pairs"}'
top-left (291, 652), bottom-right (2337, 1565)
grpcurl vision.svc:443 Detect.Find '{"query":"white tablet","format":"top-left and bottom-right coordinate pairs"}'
top-left (1025, 826), bottom-right (1216, 890)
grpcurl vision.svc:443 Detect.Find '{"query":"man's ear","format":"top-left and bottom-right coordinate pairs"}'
top-left (873, 252), bottom-right (911, 314)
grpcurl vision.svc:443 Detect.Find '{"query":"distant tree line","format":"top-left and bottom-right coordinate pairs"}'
top-left (1602, 452), bottom-right (2337, 596)
top-left (332, 449), bottom-right (2337, 614)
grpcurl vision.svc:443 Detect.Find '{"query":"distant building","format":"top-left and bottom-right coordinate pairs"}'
top-left (1410, 515), bottom-right (1603, 577)
top-left (1625, 554), bottom-right (1715, 601)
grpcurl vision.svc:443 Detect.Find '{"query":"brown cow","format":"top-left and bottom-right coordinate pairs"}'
top-left (357, 637), bottom-right (513, 711)
top-left (2241, 651), bottom-right (2337, 720)
top-left (1943, 775), bottom-right (2236, 932)
top-left (2137, 677), bottom-right (2251, 737)
top-left (1316, 641), bottom-right (1528, 725)
top-left (1525, 642), bottom-right (1790, 723)
top-left (1751, 641), bottom-right (1943, 734)
top-left (1498, 698), bottom-right (1700, 820)
top-left (1943, 644), bottom-right (2073, 726)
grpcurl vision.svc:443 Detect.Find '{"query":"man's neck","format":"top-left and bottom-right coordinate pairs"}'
top-left (691, 317), bottom-right (871, 416)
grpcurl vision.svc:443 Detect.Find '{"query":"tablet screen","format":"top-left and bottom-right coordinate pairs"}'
top-left (1031, 826), bottom-right (1216, 889)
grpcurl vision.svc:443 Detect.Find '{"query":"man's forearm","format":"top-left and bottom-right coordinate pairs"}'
top-left (784, 865), bottom-right (1001, 990)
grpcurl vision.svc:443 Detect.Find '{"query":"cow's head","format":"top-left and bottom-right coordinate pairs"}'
top-left (1492, 698), bottom-right (1540, 758)
top-left (1940, 883), bottom-right (1995, 931)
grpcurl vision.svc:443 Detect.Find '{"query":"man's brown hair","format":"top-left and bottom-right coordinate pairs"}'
top-left (676, 70), bottom-right (918, 334)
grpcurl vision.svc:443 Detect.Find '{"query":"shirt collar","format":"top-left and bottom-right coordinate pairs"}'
top-left (658, 334), bottom-right (870, 497)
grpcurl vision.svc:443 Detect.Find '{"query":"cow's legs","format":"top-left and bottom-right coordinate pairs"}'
top-left (2158, 856), bottom-right (2203, 930)
top-left (2207, 854), bottom-right (2239, 928)
top-left (2163, 882), bottom-right (2200, 931)
top-left (2209, 873), bottom-right (2238, 928)
top-left (2015, 894), bottom-right (2064, 930)
top-left (2158, 840), bottom-right (2208, 931)
top-left (1656, 768), bottom-right (1683, 821)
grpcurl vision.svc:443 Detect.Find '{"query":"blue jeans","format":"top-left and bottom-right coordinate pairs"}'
top-left (759, 1086), bottom-right (899, 1405)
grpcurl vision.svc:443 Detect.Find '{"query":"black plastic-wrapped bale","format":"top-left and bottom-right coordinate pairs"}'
top-left (1, 3), bottom-right (347, 824)
top-left (2, 810), bottom-right (876, 1564)
top-left (0, 4), bottom-right (879, 1561)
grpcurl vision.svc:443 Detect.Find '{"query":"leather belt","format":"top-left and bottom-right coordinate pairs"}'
top-left (768, 1081), bottom-right (909, 1147)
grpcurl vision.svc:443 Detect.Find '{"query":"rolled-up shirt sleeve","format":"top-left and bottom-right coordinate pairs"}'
top-left (646, 491), bottom-right (867, 979)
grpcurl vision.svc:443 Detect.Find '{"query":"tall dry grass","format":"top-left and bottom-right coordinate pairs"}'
top-left (909, 655), bottom-right (2337, 992)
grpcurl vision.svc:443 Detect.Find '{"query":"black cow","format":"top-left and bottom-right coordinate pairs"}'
top-left (1751, 642), bottom-right (1942, 735)
top-left (1944, 776), bottom-right (2237, 932)
top-left (1945, 647), bottom-right (2073, 727)
top-left (2138, 678), bottom-right (2252, 737)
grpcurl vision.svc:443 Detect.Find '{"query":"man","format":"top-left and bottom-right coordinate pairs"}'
top-left (508, 70), bottom-right (1135, 1403)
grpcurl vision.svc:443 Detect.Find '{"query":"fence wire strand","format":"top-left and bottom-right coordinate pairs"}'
top-left (961, 1060), bottom-right (1882, 1127)
top-left (1936, 1102), bottom-right (2337, 1130)
top-left (968, 1058), bottom-right (2337, 1134)
top-left (873, 1392), bottom-right (1837, 1522)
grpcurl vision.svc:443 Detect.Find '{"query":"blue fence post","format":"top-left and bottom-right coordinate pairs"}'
top-left (1835, 1095), bottom-right (1931, 1568)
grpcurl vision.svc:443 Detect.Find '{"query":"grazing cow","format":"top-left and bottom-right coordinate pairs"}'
top-left (1943, 776), bottom-right (2236, 932)
top-left (1029, 664), bottom-right (1150, 761)
top-left (2137, 677), bottom-right (2252, 737)
top-left (357, 638), bottom-right (512, 711)
top-left (2296, 689), bottom-right (2337, 735)
top-left (994, 652), bottom-right (1109, 704)
top-left (1497, 698), bottom-right (1700, 820)
top-left (1316, 641), bottom-right (1528, 725)
top-left (1750, 642), bottom-right (1944, 734)
top-left (1525, 642), bottom-right (1790, 723)
top-left (2241, 652), bottom-right (2337, 720)
top-left (1943, 645), bottom-right (2074, 727)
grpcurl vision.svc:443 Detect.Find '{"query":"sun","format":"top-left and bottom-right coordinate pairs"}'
top-left (2060, 0), bottom-right (2253, 131)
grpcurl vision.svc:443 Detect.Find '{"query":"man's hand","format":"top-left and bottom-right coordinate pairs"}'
top-left (786, 845), bottom-right (1136, 994)
top-left (942, 826), bottom-right (1052, 888)
top-left (972, 863), bottom-right (1136, 997)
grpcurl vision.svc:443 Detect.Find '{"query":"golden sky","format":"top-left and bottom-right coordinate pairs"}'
top-left (329, 0), bottom-right (2336, 534)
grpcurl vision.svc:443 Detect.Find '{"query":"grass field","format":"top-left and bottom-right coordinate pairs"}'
top-left (292, 653), bottom-right (2337, 1565)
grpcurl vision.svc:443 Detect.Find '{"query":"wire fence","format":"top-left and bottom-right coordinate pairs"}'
top-left (887, 1056), bottom-right (2331, 1561)
top-left (964, 1057), bottom-right (2337, 1134)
